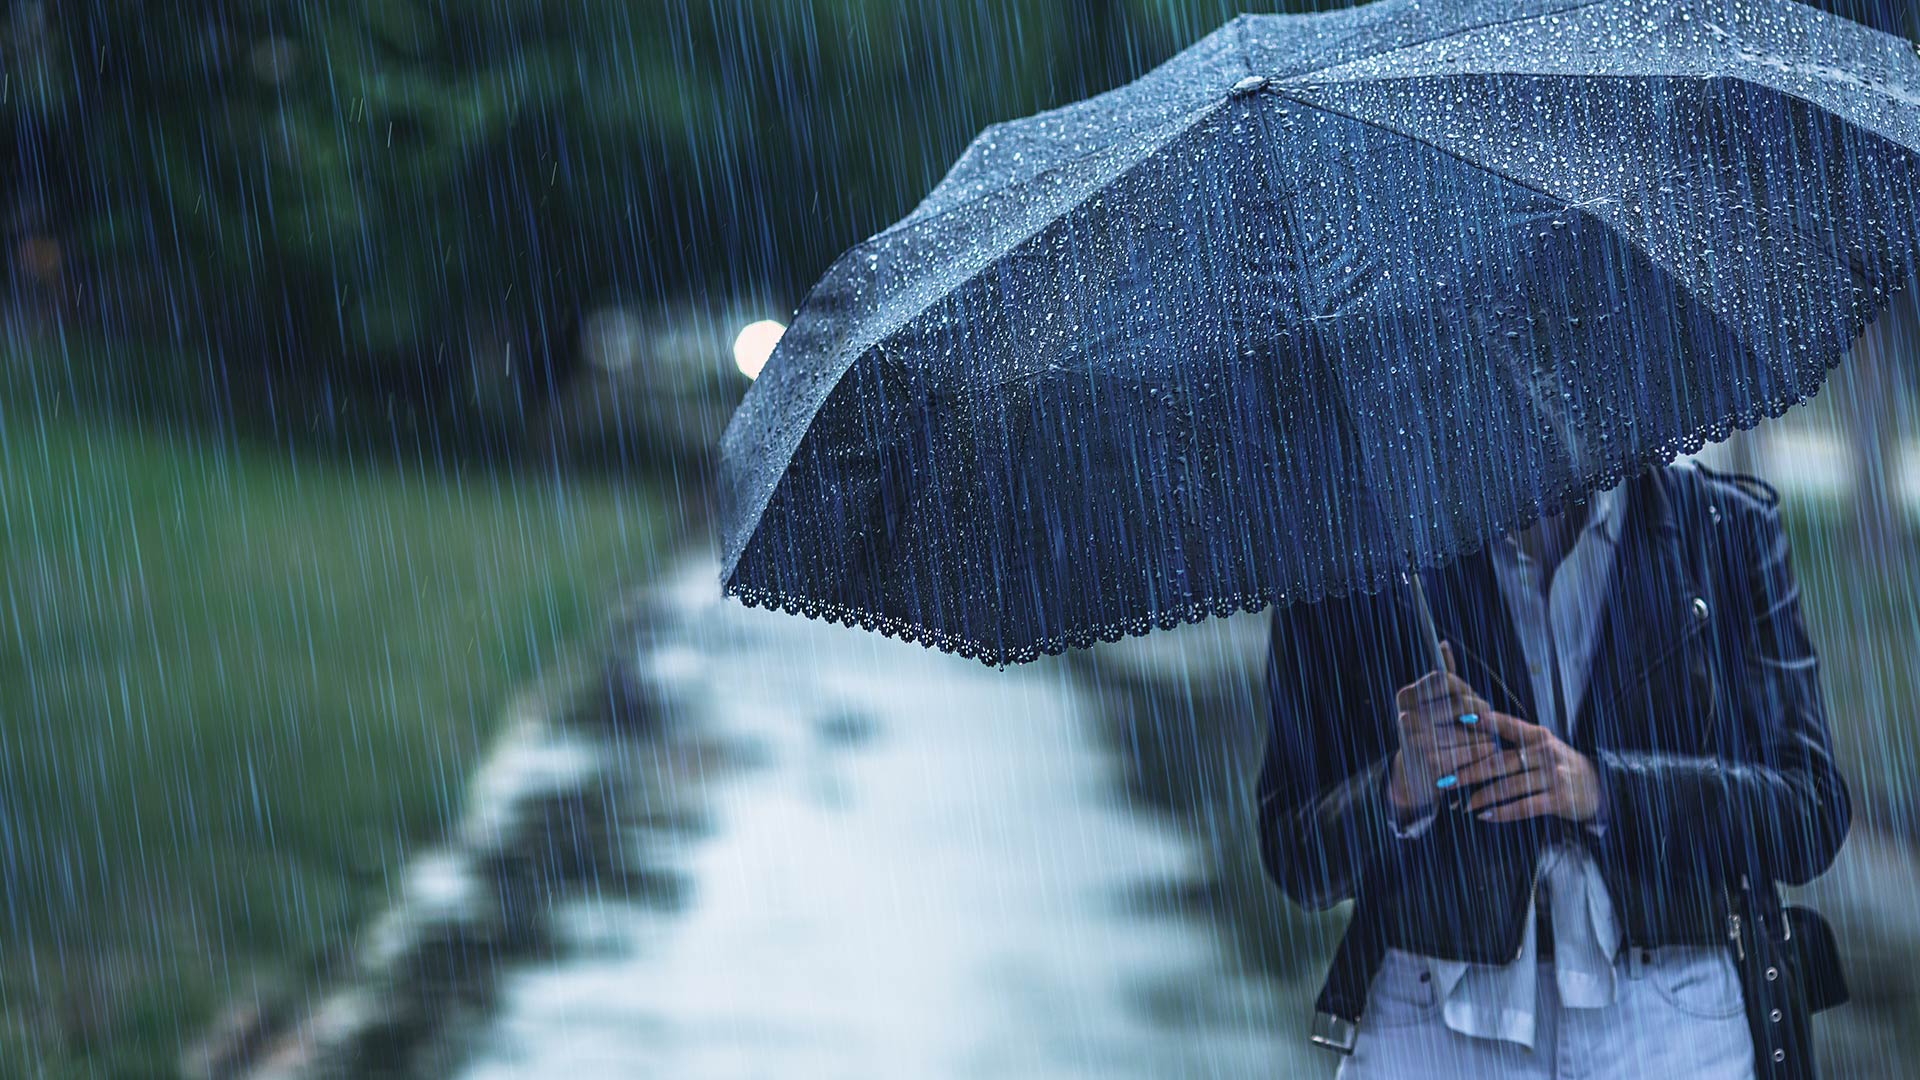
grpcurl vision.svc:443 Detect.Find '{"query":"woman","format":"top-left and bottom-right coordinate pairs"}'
top-left (1256, 461), bottom-right (1851, 1078)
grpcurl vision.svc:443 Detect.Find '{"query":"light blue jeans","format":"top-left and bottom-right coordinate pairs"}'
top-left (1335, 947), bottom-right (1756, 1080)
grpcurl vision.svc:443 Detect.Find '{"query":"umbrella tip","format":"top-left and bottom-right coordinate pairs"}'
top-left (1231, 75), bottom-right (1270, 96)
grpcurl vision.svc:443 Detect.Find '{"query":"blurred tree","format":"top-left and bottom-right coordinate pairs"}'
top-left (3, 0), bottom-right (1148, 442)
top-left (10, 0), bottom-right (1903, 446)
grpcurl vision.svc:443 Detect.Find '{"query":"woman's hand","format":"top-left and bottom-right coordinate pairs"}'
top-left (1452, 712), bottom-right (1606, 824)
top-left (1386, 644), bottom-right (1503, 818)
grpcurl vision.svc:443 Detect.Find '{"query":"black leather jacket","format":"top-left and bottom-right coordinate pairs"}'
top-left (1256, 463), bottom-right (1851, 965)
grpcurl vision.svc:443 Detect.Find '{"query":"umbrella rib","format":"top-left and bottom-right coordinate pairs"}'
top-left (1263, 83), bottom-right (1883, 334)
top-left (839, 100), bottom-right (1238, 390)
top-left (872, 1), bottom-right (1616, 254)
top-left (1289, 68), bottom-right (1918, 150)
top-left (868, 1), bottom-right (1719, 269)
top-left (1265, 0), bottom-right (1616, 85)
top-left (869, 98), bottom-right (1220, 249)
top-left (1266, 86), bottom-right (1562, 206)
top-left (1275, 73), bottom-right (1903, 286)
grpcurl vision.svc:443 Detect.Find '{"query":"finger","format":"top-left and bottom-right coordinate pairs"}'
top-left (1414, 708), bottom-right (1490, 741)
top-left (1396, 670), bottom-right (1476, 711)
top-left (1452, 694), bottom-right (1492, 728)
top-left (1402, 693), bottom-right (1492, 732)
top-left (1451, 749), bottom-right (1529, 787)
top-left (1426, 740), bottom-right (1505, 793)
top-left (1466, 770), bottom-right (1550, 812)
top-left (1431, 756), bottom-right (1500, 794)
top-left (1434, 732), bottom-right (1505, 764)
top-left (1395, 681), bottom-right (1436, 714)
top-left (1478, 711), bottom-right (1550, 747)
top-left (1428, 692), bottom-right (1491, 727)
top-left (1476, 792), bottom-right (1560, 823)
top-left (1428, 732), bottom-right (1502, 759)
top-left (1401, 726), bottom-right (1498, 762)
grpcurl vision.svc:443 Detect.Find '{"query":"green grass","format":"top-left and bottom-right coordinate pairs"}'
top-left (0, 406), bottom-right (678, 1078)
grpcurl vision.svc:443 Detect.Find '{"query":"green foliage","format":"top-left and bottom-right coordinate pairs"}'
top-left (7, 1), bottom-right (1157, 421)
top-left (6, 2), bottom-right (1364, 420)
top-left (0, 338), bottom-right (676, 1077)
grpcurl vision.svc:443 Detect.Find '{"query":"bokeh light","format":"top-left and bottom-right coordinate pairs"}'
top-left (733, 320), bottom-right (786, 380)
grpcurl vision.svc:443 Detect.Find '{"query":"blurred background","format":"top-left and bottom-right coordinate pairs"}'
top-left (2, 1), bottom-right (1917, 1077)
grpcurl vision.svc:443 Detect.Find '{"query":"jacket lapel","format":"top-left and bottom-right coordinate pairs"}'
top-left (1398, 466), bottom-right (1707, 741)
top-left (1574, 467), bottom-right (1705, 743)
top-left (1416, 554), bottom-right (1537, 723)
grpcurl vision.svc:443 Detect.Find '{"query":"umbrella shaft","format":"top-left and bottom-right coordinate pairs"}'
top-left (1407, 575), bottom-right (1449, 675)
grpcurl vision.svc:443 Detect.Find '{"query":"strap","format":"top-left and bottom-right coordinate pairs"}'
top-left (1311, 906), bottom-right (1389, 1053)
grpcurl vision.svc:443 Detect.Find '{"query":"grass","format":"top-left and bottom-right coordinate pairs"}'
top-left (0, 398), bottom-right (679, 1078)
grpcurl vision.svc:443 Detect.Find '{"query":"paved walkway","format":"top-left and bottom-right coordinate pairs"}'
top-left (455, 564), bottom-right (1316, 1079)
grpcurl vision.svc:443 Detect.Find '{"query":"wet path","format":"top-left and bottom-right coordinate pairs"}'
top-left (454, 565), bottom-right (1314, 1079)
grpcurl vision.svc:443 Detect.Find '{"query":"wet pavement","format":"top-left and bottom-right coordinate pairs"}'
top-left (452, 563), bottom-right (1317, 1079)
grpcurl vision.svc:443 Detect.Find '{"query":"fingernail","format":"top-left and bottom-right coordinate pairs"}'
top-left (1435, 775), bottom-right (1458, 790)
top-left (1458, 712), bottom-right (1479, 725)
top-left (1478, 811), bottom-right (1494, 821)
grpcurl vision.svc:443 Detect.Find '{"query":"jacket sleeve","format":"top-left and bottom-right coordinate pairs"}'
top-left (1592, 499), bottom-right (1852, 886)
top-left (1255, 594), bottom-right (1423, 910)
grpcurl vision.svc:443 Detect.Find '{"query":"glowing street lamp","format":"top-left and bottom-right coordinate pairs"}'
top-left (732, 320), bottom-right (786, 380)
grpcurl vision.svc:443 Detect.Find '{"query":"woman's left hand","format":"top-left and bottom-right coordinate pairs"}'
top-left (1450, 713), bottom-right (1605, 824)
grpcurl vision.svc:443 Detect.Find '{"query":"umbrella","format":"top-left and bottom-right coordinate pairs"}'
top-left (719, 0), bottom-right (1920, 667)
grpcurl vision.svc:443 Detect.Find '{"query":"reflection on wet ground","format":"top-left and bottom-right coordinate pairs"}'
top-left (447, 564), bottom-right (1317, 1079)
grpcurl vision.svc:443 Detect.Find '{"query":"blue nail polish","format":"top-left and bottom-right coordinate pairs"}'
top-left (1435, 775), bottom-right (1458, 790)
top-left (1458, 712), bottom-right (1479, 725)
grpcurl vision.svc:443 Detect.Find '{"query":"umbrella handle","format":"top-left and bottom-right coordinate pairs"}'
top-left (1405, 574), bottom-right (1449, 675)
top-left (1407, 572), bottom-right (1472, 813)
top-left (1408, 573), bottom-right (1478, 814)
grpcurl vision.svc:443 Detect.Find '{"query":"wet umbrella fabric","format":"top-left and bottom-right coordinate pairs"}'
top-left (718, 0), bottom-right (1920, 666)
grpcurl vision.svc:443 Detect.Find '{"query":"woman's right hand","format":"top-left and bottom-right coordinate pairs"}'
top-left (1386, 643), bottom-right (1503, 818)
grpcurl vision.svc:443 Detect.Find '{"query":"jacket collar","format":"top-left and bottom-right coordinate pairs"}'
top-left (1576, 466), bottom-right (1700, 739)
top-left (1413, 466), bottom-right (1696, 736)
top-left (1633, 463), bottom-right (1682, 539)
top-left (1489, 482), bottom-right (1631, 571)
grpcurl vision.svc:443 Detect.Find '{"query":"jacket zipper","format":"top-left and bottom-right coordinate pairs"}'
top-left (1615, 620), bottom-right (1706, 695)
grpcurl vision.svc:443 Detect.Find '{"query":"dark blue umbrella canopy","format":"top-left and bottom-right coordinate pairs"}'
top-left (719, 0), bottom-right (1920, 666)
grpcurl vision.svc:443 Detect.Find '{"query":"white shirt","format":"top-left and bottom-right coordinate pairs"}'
top-left (1392, 484), bottom-right (1628, 1049)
